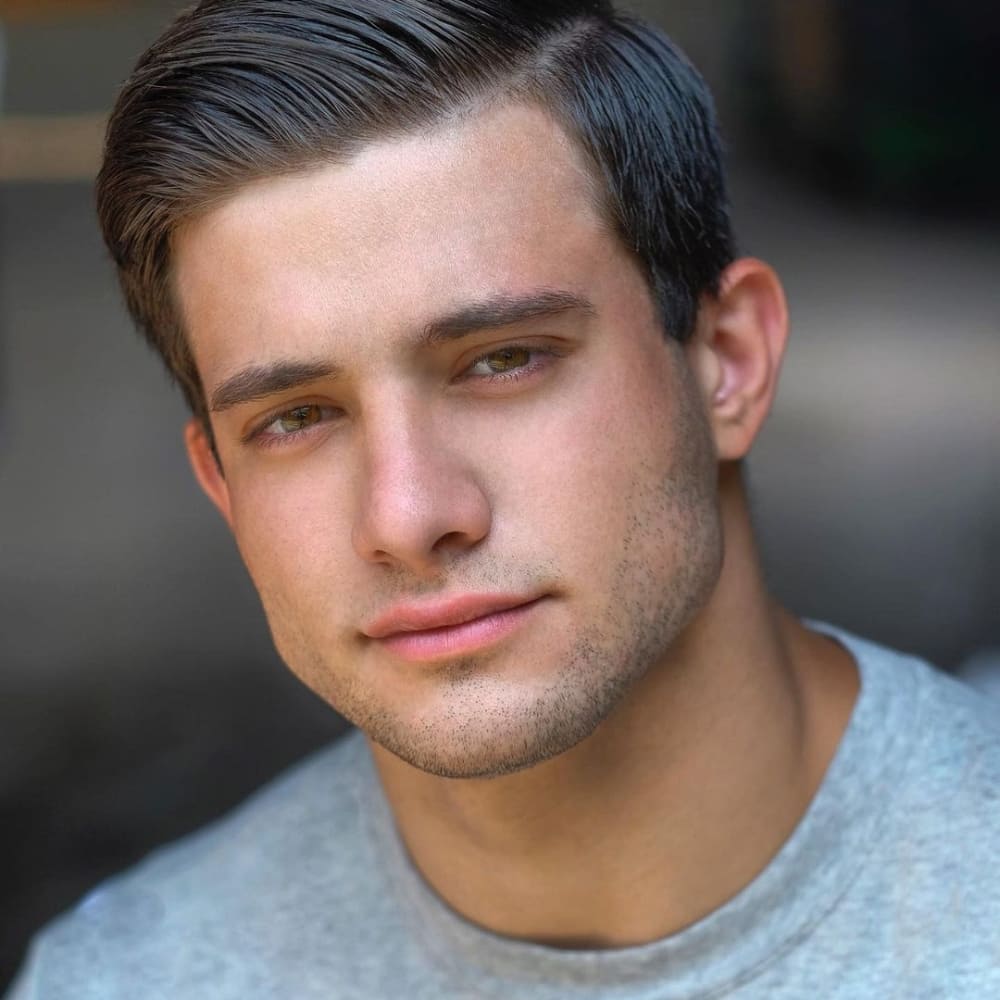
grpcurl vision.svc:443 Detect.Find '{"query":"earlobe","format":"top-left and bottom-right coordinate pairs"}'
top-left (692, 258), bottom-right (789, 461)
top-left (184, 419), bottom-right (233, 527)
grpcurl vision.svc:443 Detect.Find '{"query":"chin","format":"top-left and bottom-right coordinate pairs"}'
top-left (354, 660), bottom-right (641, 780)
top-left (370, 726), bottom-right (584, 781)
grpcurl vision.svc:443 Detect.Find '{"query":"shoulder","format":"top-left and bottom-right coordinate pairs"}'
top-left (11, 730), bottom-right (397, 1000)
top-left (770, 626), bottom-right (1000, 993)
top-left (93, 726), bottom-right (374, 903)
top-left (823, 627), bottom-right (1000, 963)
top-left (816, 622), bottom-right (999, 755)
top-left (832, 625), bottom-right (1000, 817)
top-left (857, 630), bottom-right (999, 779)
top-left (890, 646), bottom-right (1000, 849)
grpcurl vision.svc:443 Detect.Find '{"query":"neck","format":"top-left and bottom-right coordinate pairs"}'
top-left (370, 466), bottom-right (858, 947)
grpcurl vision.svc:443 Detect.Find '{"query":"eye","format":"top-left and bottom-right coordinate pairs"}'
top-left (467, 346), bottom-right (536, 378)
top-left (269, 404), bottom-right (324, 435)
top-left (246, 402), bottom-right (338, 448)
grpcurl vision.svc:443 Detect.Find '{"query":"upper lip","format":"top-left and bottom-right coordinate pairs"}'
top-left (362, 593), bottom-right (540, 639)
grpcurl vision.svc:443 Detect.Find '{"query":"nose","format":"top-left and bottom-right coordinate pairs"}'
top-left (351, 405), bottom-right (492, 575)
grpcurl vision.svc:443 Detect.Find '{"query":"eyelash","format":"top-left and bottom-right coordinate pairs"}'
top-left (245, 403), bottom-right (339, 450)
top-left (461, 343), bottom-right (554, 384)
top-left (246, 343), bottom-right (556, 450)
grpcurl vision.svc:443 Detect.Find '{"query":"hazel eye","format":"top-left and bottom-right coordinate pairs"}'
top-left (245, 402), bottom-right (340, 450)
top-left (271, 404), bottom-right (323, 435)
top-left (470, 347), bottom-right (533, 376)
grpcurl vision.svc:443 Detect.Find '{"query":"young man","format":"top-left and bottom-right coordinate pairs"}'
top-left (10, 1), bottom-right (1000, 996)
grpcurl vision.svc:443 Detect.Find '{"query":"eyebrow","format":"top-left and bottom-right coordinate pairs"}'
top-left (209, 288), bottom-right (594, 413)
top-left (210, 359), bottom-right (340, 413)
top-left (421, 289), bottom-right (594, 343)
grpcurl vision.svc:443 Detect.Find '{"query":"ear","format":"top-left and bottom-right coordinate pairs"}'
top-left (184, 418), bottom-right (233, 528)
top-left (685, 258), bottom-right (789, 461)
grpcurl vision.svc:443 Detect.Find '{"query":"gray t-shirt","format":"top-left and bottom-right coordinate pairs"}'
top-left (9, 625), bottom-right (1000, 998)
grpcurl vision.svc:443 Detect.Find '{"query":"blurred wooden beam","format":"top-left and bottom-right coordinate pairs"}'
top-left (0, 113), bottom-right (107, 181)
top-left (0, 0), bottom-right (124, 23)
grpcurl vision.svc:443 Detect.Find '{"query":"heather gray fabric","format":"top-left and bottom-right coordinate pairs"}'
top-left (9, 625), bottom-right (1000, 998)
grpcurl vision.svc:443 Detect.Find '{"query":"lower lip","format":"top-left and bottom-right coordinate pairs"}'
top-left (375, 600), bottom-right (541, 663)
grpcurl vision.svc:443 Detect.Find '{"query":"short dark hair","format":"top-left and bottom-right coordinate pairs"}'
top-left (97, 0), bottom-right (735, 424)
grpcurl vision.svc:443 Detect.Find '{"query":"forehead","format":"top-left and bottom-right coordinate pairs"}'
top-left (172, 102), bottom-right (621, 382)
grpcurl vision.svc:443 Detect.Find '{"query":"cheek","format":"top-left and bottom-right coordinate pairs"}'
top-left (485, 351), bottom-right (685, 563)
top-left (225, 464), bottom-right (351, 600)
top-left (573, 348), bottom-right (681, 476)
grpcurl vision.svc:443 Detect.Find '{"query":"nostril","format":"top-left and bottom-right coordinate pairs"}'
top-left (433, 529), bottom-right (481, 552)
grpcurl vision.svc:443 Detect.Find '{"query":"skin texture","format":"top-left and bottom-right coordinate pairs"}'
top-left (178, 102), bottom-right (859, 945)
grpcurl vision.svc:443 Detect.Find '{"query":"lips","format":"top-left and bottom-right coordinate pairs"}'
top-left (362, 593), bottom-right (543, 663)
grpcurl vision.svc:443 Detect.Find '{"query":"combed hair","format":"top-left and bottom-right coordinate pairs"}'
top-left (97, 0), bottom-right (735, 423)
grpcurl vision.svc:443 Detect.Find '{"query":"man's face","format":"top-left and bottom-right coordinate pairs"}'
top-left (175, 102), bottom-right (723, 779)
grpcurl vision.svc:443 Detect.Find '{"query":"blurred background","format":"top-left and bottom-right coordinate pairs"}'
top-left (1, 0), bottom-right (997, 988)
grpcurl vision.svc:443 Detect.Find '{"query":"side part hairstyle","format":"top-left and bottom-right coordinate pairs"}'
top-left (97, 0), bottom-right (735, 425)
